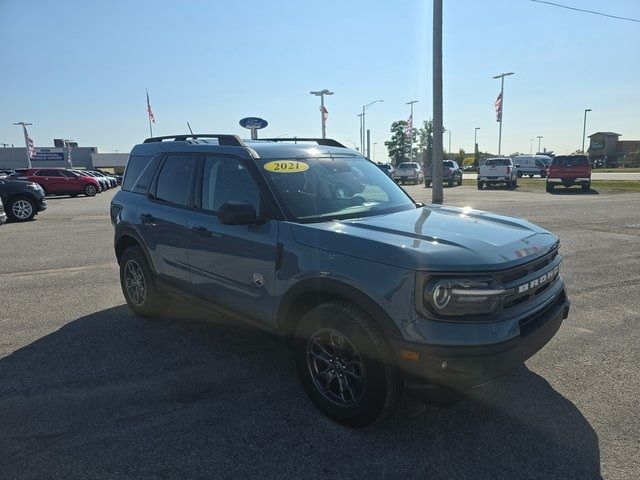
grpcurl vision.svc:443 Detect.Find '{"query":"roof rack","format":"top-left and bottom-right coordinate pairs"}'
top-left (260, 138), bottom-right (346, 148)
top-left (143, 134), bottom-right (244, 146)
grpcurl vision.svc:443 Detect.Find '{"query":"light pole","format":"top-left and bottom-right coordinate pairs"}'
top-left (582, 108), bottom-right (592, 153)
top-left (474, 127), bottom-right (480, 165)
top-left (362, 99), bottom-right (383, 157)
top-left (492, 72), bottom-right (514, 156)
top-left (373, 142), bottom-right (378, 161)
top-left (406, 100), bottom-right (418, 160)
top-left (432, 0), bottom-right (444, 204)
top-left (13, 121), bottom-right (34, 168)
top-left (537, 136), bottom-right (543, 153)
top-left (310, 89), bottom-right (334, 139)
top-left (357, 114), bottom-right (364, 152)
top-left (446, 129), bottom-right (451, 157)
top-left (530, 138), bottom-right (534, 155)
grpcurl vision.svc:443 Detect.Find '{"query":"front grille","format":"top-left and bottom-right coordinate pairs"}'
top-left (499, 245), bottom-right (561, 310)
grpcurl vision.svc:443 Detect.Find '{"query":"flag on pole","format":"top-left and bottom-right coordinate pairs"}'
top-left (404, 114), bottom-right (413, 138)
top-left (22, 125), bottom-right (36, 159)
top-left (146, 90), bottom-right (156, 124)
top-left (320, 105), bottom-right (328, 122)
top-left (495, 92), bottom-right (503, 122)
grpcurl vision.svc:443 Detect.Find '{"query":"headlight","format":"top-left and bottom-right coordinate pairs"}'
top-left (423, 277), bottom-right (507, 317)
top-left (28, 183), bottom-right (42, 191)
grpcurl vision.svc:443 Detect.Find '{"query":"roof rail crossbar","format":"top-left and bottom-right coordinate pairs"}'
top-left (143, 134), bottom-right (244, 146)
top-left (260, 138), bottom-right (346, 148)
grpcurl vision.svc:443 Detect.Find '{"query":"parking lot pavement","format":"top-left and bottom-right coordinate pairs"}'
top-left (463, 171), bottom-right (640, 180)
top-left (1, 188), bottom-right (639, 479)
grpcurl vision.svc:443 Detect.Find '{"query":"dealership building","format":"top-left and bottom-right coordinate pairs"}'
top-left (588, 132), bottom-right (640, 167)
top-left (0, 143), bottom-right (128, 173)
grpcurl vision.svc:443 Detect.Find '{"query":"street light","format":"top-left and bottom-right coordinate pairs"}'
top-left (474, 127), bottom-right (480, 165)
top-left (310, 89), bottom-right (334, 139)
top-left (361, 99), bottom-right (383, 157)
top-left (537, 135), bottom-right (543, 153)
top-left (406, 100), bottom-right (418, 160)
top-left (492, 72), bottom-right (515, 156)
top-left (582, 109), bottom-right (592, 153)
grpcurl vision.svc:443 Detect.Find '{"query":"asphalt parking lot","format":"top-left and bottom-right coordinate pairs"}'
top-left (1, 186), bottom-right (639, 479)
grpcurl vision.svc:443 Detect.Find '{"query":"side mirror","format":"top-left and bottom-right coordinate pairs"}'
top-left (218, 201), bottom-right (260, 225)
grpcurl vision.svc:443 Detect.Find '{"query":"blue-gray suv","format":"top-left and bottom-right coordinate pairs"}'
top-left (111, 134), bottom-right (570, 427)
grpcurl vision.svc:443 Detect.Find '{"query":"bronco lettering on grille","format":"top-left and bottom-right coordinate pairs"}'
top-left (517, 265), bottom-right (560, 294)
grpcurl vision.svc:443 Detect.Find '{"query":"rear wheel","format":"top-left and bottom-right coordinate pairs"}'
top-left (7, 195), bottom-right (36, 222)
top-left (477, 181), bottom-right (483, 190)
top-left (119, 246), bottom-right (164, 317)
top-left (546, 182), bottom-right (554, 193)
top-left (448, 177), bottom-right (455, 188)
top-left (425, 180), bottom-right (431, 188)
top-left (582, 183), bottom-right (591, 192)
top-left (457, 175), bottom-right (463, 186)
top-left (294, 301), bottom-right (401, 427)
top-left (84, 184), bottom-right (97, 197)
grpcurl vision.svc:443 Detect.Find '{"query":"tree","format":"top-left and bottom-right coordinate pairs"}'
top-left (455, 148), bottom-right (466, 165)
top-left (385, 120), bottom-right (410, 166)
top-left (416, 119), bottom-right (434, 167)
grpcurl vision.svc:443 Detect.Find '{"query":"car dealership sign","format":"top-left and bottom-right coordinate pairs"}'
top-left (33, 148), bottom-right (65, 162)
top-left (239, 117), bottom-right (268, 139)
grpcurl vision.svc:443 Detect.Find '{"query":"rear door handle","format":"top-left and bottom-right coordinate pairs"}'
top-left (191, 226), bottom-right (212, 238)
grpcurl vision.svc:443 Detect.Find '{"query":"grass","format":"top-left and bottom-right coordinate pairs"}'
top-left (461, 178), bottom-right (640, 192)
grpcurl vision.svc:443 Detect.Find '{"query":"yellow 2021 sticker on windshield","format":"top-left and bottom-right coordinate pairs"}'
top-left (263, 160), bottom-right (309, 173)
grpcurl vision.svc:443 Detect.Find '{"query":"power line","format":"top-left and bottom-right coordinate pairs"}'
top-left (530, 0), bottom-right (640, 23)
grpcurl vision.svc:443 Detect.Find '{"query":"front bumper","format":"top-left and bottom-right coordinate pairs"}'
top-left (391, 289), bottom-right (570, 399)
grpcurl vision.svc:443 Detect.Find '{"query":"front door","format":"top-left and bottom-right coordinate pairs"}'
top-left (186, 155), bottom-right (278, 322)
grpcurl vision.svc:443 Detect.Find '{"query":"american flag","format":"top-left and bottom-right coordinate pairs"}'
top-left (405, 114), bottom-right (413, 138)
top-left (320, 105), bottom-right (328, 122)
top-left (23, 125), bottom-right (36, 159)
top-left (146, 90), bottom-right (156, 124)
top-left (495, 92), bottom-right (503, 122)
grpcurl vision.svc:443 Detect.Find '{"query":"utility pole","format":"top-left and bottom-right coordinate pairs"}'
top-left (366, 129), bottom-right (371, 160)
top-left (357, 114), bottom-right (364, 152)
top-left (530, 138), bottom-right (534, 155)
top-left (582, 108), bottom-right (592, 153)
top-left (492, 72), bottom-right (514, 156)
top-left (537, 135), bottom-right (543, 153)
top-left (406, 100), bottom-right (418, 161)
top-left (474, 127), bottom-right (480, 166)
top-left (361, 99), bottom-right (383, 158)
top-left (310, 89), bottom-right (334, 139)
top-left (373, 142), bottom-right (378, 161)
top-left (432, 0), bottom-right (443, 204)
top-left (13, 122), bottom-right (34, 168)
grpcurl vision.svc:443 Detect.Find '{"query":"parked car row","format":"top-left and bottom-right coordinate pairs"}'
top-left (9, 168), bottom-right (118, 198)
top-left (0, 177), bottom-right (48, 222)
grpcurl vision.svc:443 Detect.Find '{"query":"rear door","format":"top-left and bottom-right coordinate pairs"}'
top-left (139, 154), bottom-right (199, 288)
top-left (186, 154), bottom-right (278, 321)
top-left (35, 169), bottom-right (66, 193)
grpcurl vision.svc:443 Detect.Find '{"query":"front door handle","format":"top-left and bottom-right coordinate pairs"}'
top-left (191, 226), bottom-right (212, 238)
top-left (140, 213), bottom-right (155, 224)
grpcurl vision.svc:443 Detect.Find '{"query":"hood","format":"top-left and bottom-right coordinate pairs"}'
top-left (290, 205), bottom-right (558, 272)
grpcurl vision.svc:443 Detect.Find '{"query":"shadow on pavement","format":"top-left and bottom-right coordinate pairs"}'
top-left (0, 305), bottom-right (601, 479)
top-left (549, 188), bottom-right (600, 195)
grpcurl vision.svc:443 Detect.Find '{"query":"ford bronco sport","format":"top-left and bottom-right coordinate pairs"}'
top-left (111, 134), bottom-right (570, 427)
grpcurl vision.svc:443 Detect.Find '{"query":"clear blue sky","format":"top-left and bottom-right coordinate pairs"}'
top-left (1, 0), bottom-right (638, 161)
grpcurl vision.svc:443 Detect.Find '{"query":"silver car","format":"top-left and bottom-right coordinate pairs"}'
top-left (393, 162), bottom-right (424, 185)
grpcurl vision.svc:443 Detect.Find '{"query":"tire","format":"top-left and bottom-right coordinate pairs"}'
top-left (425, 180), bottom-right (431, 188)
top-left (582, 183), bottom-right (590, 192)
top-left (448, 178), bottom-right (455, 188)
top-left (7, 195), bottom-right (36, 222)
top-left (119, 246), bottom-right (164, 317)
top-left (477, 181), bottom-right (483, 190)
top-left (517, 171), bottom-right (523, 178)
top-left (400, 179), bottom-right (405, 185)
top-left (457, 176), bottom-right (463, 186)
top-left (541, 171), bottom-right (547, 178)
top-left (294, 301), bottom-right (401, 428)
top-left (84, 184), bottom-right (97, 197)
top-left (528, 174), bottom-right (534, 178)
top-left (546, 182), bottom-right (554, 193)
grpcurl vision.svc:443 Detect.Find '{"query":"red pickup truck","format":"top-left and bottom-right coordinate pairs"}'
top-left (546, 155), bottom-right (591, 193)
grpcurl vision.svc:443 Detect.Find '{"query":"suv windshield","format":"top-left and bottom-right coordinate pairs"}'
top-left (261, 156), bottom-right (415, 222)
top-left (552, 155), bottom-right (588, 166)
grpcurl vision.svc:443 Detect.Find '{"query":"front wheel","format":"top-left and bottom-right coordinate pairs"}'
top-left (7, 195), bottom-right (36, 222)
top-left (84, 184), bottom-right (97, 197)
top-left (546, 182), bottom-right (554, 193)
top-left (477, 181), bottom-right (483, 190)
top-left (457, 176), bottom-right (463, 186)
top-left (294, 302), bottom-right (401, 428)
top-left (448, 178), bottom-right (455, 188)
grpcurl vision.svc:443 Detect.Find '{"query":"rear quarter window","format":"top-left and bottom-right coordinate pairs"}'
top-left (122, 155), bottom-right (152, 191)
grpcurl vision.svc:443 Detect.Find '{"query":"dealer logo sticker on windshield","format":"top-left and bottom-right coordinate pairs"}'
top-left (263, 160), bottom-right (309, 173)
